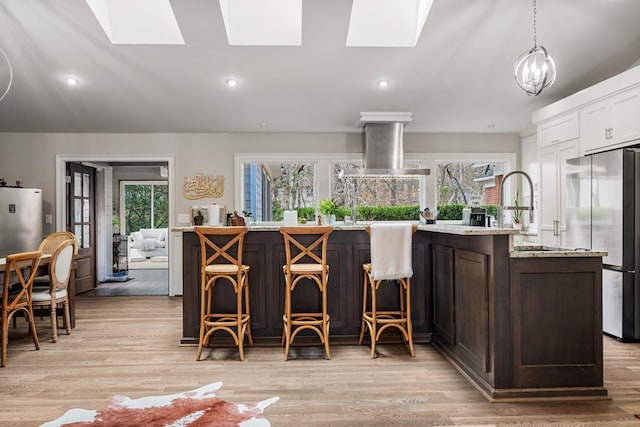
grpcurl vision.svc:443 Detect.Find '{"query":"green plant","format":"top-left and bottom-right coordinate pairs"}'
top-left (513, 190), bottom-right (523, 224)
top-left (318, 199), bottom-right (337, 215)
top-left (242, 210), bottom-right (252, 218)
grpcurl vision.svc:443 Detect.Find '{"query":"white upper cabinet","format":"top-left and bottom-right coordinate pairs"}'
top-left (580, 86), bottom-right (640, 155)
top-left (537, 112), bottom-right (579, 149)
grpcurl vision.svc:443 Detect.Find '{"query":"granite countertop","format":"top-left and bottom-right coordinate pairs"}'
top-left (173, 222), bottom-right (518, 236)
top-left (510, 243), bottom-right (607, 258)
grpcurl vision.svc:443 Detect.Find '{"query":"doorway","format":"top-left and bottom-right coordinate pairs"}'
top-left (55, 155), bottom-right (176, 296)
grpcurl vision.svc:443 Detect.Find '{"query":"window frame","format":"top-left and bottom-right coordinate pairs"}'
top-left (235, 152), bottom-right (516, 218)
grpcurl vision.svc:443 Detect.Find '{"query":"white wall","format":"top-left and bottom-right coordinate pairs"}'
top-left (0, 131), bottom-right (520, 227)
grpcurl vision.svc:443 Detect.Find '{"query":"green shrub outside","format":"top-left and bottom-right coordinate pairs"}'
top-left (275, 204), bottom-right (497, 222)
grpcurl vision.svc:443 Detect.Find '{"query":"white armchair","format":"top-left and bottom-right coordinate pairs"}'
top-left (128, 228), bottom-right (168, 259)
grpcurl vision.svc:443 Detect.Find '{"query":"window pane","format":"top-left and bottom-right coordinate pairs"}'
top-left (124, 184), bottom-right (152, 234)
top-left (83, 225), bottom-right (90, 247)
top-left (74, 173), bottom-right (82, 197)
top-left (331, 161), bottom-right (421, 221)
top-left (75, 225), bottom-right (82, 247)
top-left (82, 173), bottom-right (90, 197)
top-left (153, 184), bottom-right (169, 228)
top-left (435, 162), bottom-right (501, 220)
top-left (243, 162), bottom-right (316, 221)
top-left (74, 199), bottom-right (82, 223)
top-left (83, 199), bottom-right (90, 222)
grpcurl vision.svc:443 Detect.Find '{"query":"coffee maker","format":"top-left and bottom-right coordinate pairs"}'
top-left (469, 207), bottom-right (487, 226)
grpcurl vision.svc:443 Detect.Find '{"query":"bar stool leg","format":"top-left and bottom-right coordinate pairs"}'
top-left (322, 274), bottom-right (331, 360)
top-left (243, 274), bottom-right (254, 347)
top-left (283, 274), bottom-right (292, 361)
top-left (358, 269), bottom-right (368, 345)
top-left (405, 279), bottom-right (415, 357)
top-left (370, 278), bottom-right (378, 359)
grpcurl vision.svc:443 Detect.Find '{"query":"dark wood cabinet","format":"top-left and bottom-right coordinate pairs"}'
top-left (510, 257), bottom-right (603, 390)
top-left (432, 245), bottom-right (454, 346)
top-left (454, 249), bottom-right (489, 374)
top-left (181, 229), bottom-right (431, 345)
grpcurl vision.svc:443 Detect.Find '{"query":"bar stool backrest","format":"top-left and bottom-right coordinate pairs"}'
top-left (279, 226), bottom-right (333, 267)
top-left (194, 226), bottom-right (248, 270)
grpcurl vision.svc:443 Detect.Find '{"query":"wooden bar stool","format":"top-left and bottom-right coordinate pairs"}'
top-left (358, 223), bottom-right (417, 358)
top-left (279, 226), bottom-right (332, 361)
top-left (194, 226), bottom-right (253, 361)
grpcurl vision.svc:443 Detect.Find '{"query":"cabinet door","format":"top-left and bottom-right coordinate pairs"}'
top-left (539, 145), bottom-right (560, 246)
top-left (538, 140), bottom-right (579, 246)
top-left (611, 87), bottom-right (640, 145)
top-left (432, 244), bottom-right (455, 346)
top-left (557, 140), bottom-right (579, 247)
top-left (581, 100), bottom-right (611, 154)
top-left (581, 87), bottom-right (640, 155)
top-left (537, 112), bottom-right (579, 149)
top-left (454, 249), bottom-right (489, 373)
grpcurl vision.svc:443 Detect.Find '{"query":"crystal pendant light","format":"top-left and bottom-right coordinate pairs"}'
top-left (0, 47), bottom-right (12, 103)
top-left (514, 0), bottom-right (556, 96)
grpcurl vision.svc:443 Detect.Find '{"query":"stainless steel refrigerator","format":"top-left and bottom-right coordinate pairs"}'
top-left (0, 187), bottom-right (43, 258)
top-left (566, 148), bottom-right (640, 341)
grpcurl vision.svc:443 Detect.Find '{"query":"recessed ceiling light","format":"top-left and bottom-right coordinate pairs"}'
top-left (488, 123), bottom-right (496, 129)
top-left (259, 123), bottom-right (268, 128)
top-left (225, 78), bottom-right (238, 87)
top-left (65, 76), bottom-right (80, 86)
top-left (377, 80), bottom-right (389, 88)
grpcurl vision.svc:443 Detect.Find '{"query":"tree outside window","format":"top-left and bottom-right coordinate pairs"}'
top-left (330, 161), bottom-right (422, 221)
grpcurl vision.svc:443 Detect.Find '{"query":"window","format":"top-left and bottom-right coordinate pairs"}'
top-left (243, 161), bottom-right (316, 221)
top-left (236, 153), bottom-right (515, 223)
top-left (435, 161), bottom-right (504, 220)
top-left (120, 181), bottom-right (168, 234)
top-left (330, 161), bottom-right (423, 220)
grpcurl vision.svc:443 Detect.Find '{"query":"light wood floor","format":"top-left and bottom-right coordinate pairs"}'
top-left (1, 295), bottom-right (640, 426)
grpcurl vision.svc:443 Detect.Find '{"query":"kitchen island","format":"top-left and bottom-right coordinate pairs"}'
top-left (177, 223), bottom-right (607, 400)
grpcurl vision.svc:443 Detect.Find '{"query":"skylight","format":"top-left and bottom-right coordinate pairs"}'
top-left (85, 0), bottom-right (185, 45)
top-left (346, 0), bottom-right (433, 47)
top-left (219, 0), bottom-right (302, 46)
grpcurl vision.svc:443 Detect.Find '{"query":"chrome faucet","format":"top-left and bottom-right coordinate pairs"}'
top-left (497, 170), bottom-right (534, 228)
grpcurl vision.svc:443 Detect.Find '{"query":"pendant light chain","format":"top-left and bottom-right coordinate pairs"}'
top-left (532, 0), bottom-right (537, 48)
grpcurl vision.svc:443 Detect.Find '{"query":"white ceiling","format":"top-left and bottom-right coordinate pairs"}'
top-left (0, 0), bottom-right (639, 134)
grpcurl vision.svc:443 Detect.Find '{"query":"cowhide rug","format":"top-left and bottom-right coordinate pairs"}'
top-left (41, 382), bottom-right (279, 427)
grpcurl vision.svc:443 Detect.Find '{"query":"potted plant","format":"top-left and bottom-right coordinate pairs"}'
top-left (193, 209), bottom-right (204, 226)
top-left (512, 190), bottom-right (523, 230)
top-left (242, 210), bottom-right (253, 224)
top-left (318, 199), bottom-right (336, 225)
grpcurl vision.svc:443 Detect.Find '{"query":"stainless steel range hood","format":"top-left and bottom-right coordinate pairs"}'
top-left (343, 112), bottom-right (430, 177)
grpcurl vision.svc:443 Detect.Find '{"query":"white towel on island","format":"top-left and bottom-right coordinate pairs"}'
top-left (370, 223), bottom-right (413, 281)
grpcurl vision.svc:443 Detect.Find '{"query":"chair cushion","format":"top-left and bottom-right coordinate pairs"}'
top-left (31, 288), bottom-right (68, 303)
top-left (286, 263), bottom-right (326, 274)
top-left (205, 264), bottom-right (249, 274)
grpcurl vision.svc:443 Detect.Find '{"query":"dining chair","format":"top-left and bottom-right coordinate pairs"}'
top-left (38, 231), bottom-right (78, 256)
top-left (1, 250), bottom-right (42, 367)
top-left (279, 226), bottom-right (333, 361)
top-left (194, 226), bottom-right (253, 361)
top-left (33, 231), bottom-right (78, 289)
top-left (31, 239), bottom-right (75, 343)
top-left (358, 223), bottom-right (417, 358)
